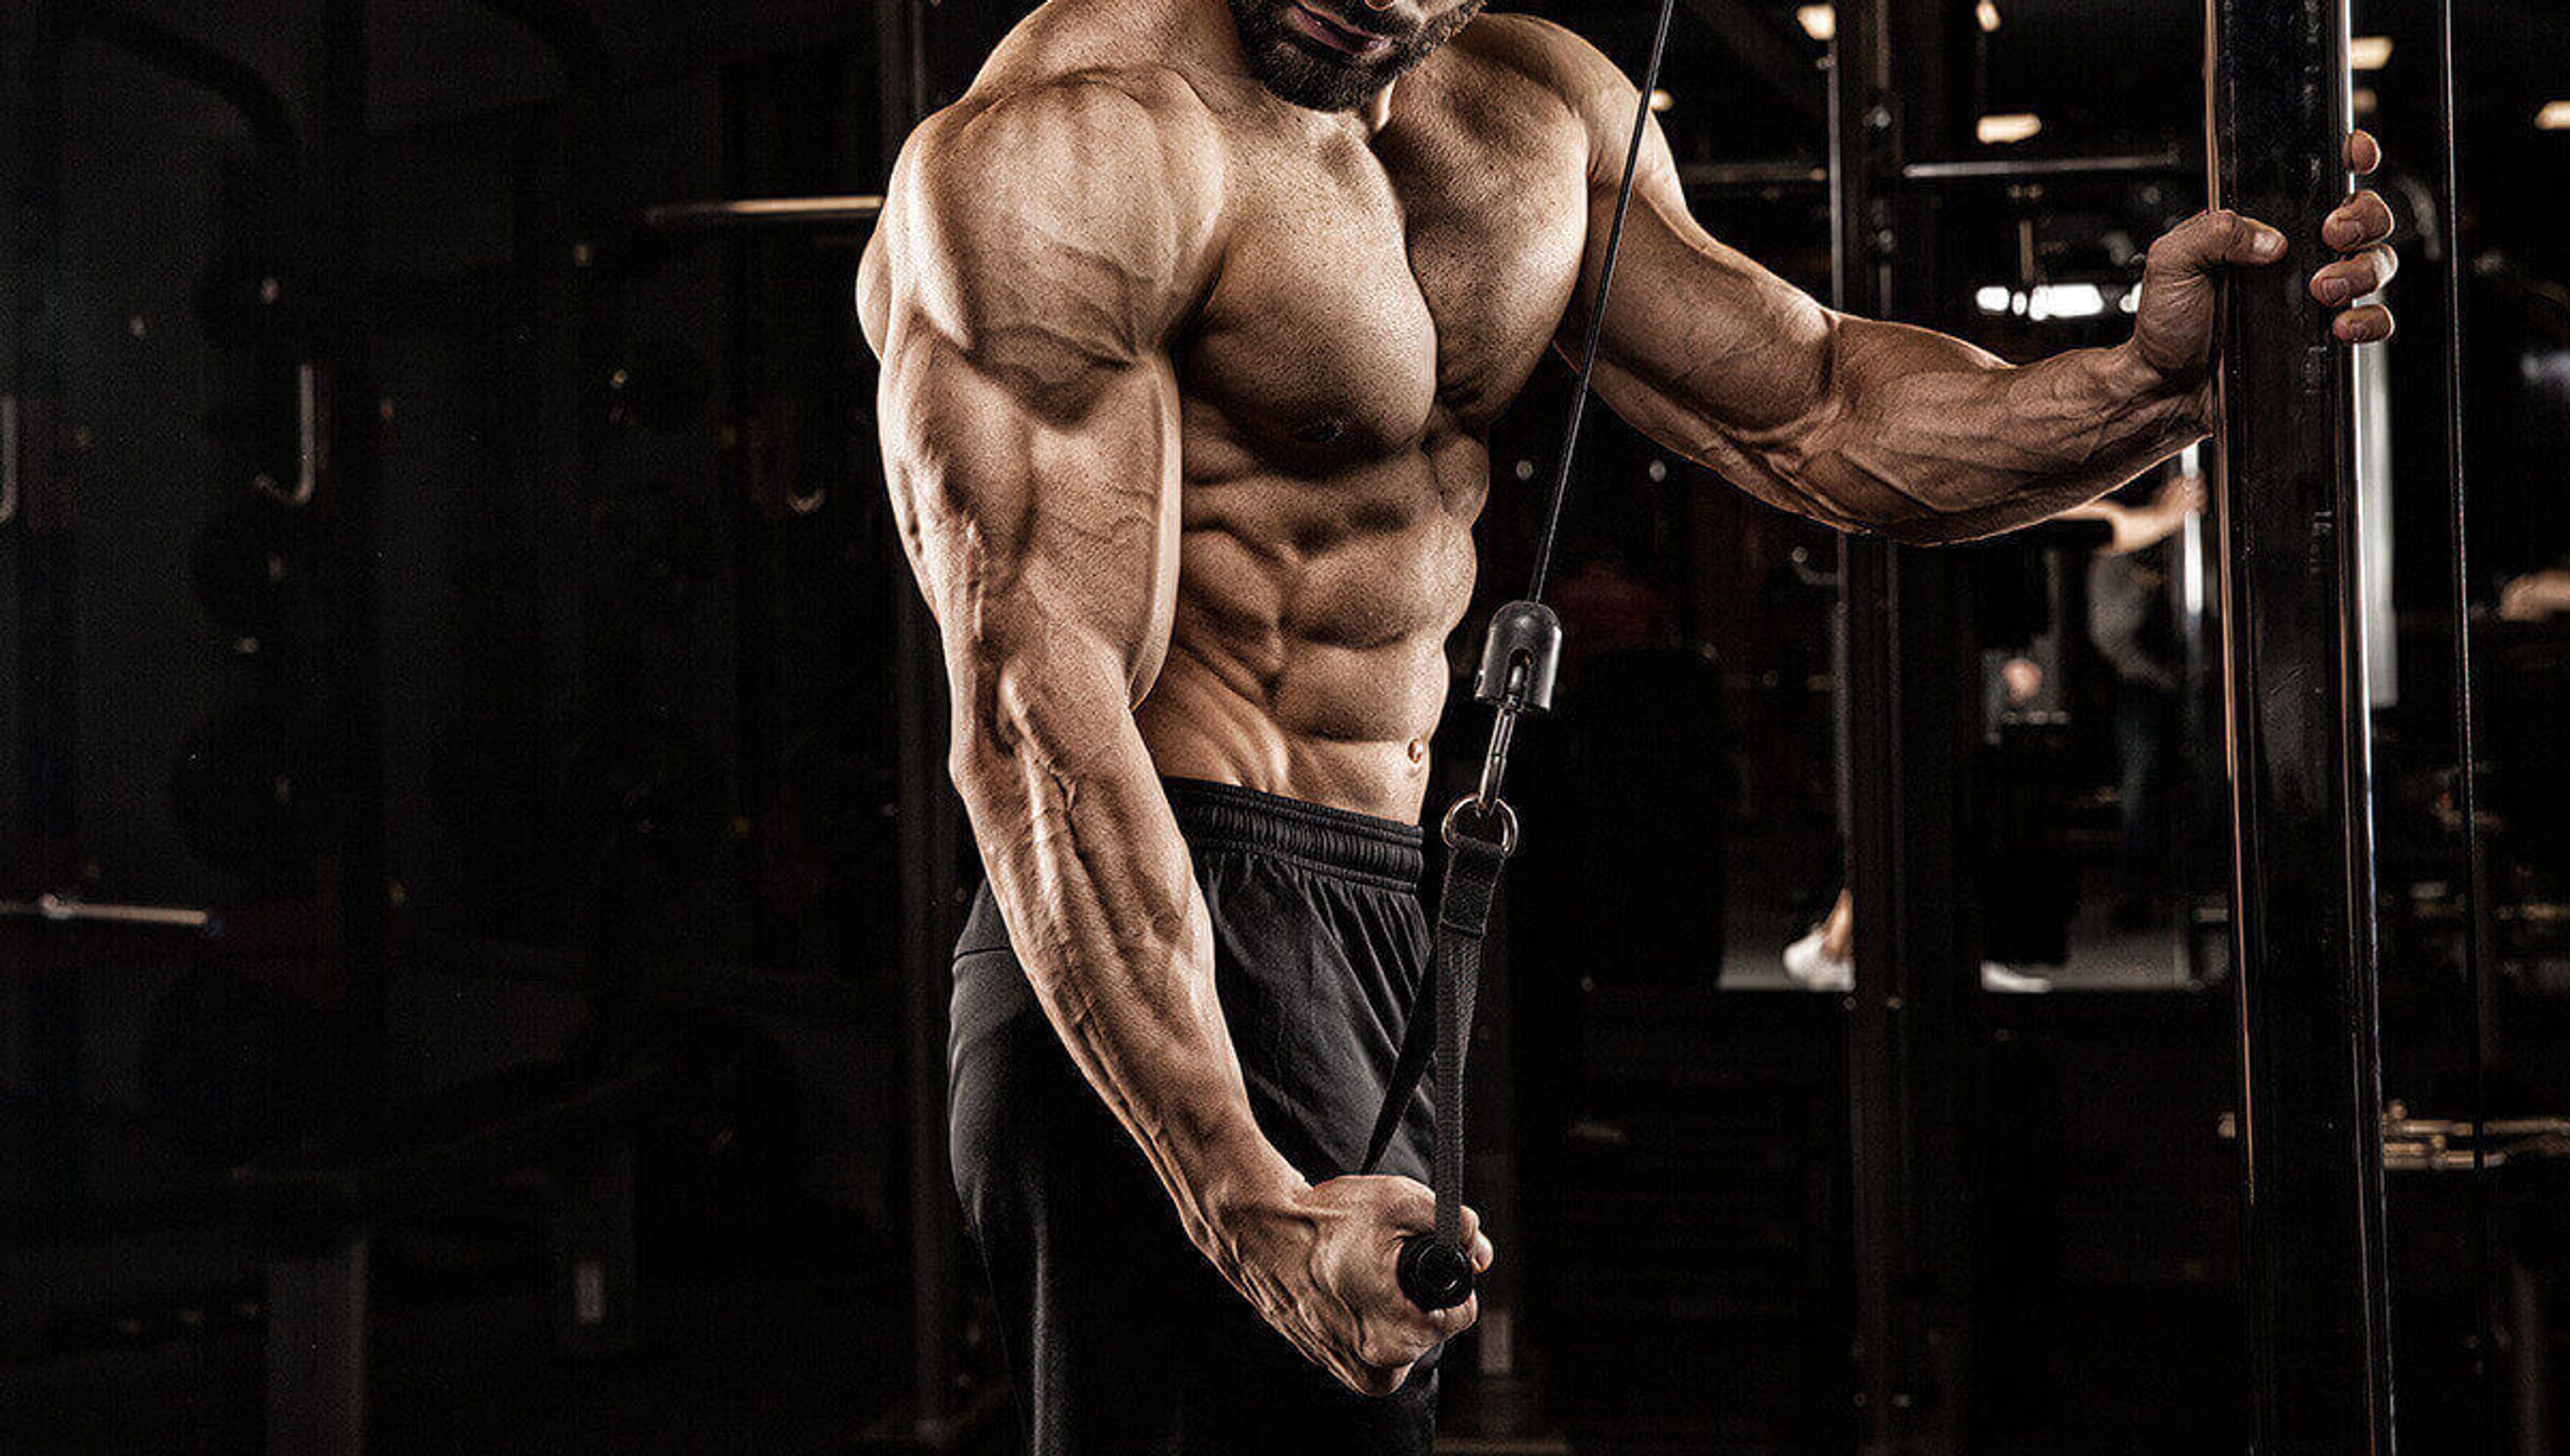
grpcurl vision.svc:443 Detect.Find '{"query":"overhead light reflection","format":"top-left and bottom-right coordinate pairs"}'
top-left (1972, 283), bottom-right (2129, 321)
top-left (1796, 4), bottom-right (1836, 42)
top-left (2028, 283), bottom-right (2106, 321)
top-left (1976, 112), bottom-right (2043, 145)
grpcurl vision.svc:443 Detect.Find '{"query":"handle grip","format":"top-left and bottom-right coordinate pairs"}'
top-left (1396, 1234), bottom-right (1475, 1312)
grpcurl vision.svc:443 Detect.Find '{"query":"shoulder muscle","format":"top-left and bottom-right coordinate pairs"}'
top-left (881, 72), bottom-right (1222, 399)
top-left (1455, 14), bottom-right (1641, 162)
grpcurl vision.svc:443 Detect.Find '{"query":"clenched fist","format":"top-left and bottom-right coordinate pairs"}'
top-left (1215, 1174), bottom-right (1496, 1396)
top-left (2131, 129), bottom-right (2399, 406)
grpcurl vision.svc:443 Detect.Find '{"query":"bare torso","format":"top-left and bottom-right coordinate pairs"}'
top-left (863, 0), bottom-right (1599, 820)
top-left (856, 0), bottom-right (2374, 1392)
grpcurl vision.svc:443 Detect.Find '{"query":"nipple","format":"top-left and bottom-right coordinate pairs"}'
top-left (1406, 738), bottom-right (1428, 766)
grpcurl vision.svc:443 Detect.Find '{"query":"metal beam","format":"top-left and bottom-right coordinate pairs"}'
top-left (1899, 152), bottom-right (2187, 183)
top-left (642, 195), bottom-right (884, 231)
top-left (2204, 1), bottom-right (2396, 1451)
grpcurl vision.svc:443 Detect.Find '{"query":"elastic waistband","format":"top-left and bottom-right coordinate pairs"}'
top-left (1161, 778), bottom-right (1425, 892)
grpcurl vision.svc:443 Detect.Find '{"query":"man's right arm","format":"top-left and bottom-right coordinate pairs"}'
top-left (866, 77), bottom-right (1478, 1395)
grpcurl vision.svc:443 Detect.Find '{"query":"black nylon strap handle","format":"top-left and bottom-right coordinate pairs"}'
top-left (1374, 810), bottom-right (1508, 1311)
top-left (1370, 0), bottom-right (1679, 1316)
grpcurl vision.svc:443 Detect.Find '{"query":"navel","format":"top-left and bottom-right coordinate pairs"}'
top-left (1294, 417), bottom-right (1348, 445)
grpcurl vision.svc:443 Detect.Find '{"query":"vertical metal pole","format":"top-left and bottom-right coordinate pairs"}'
top-left (5, 0), bottom-right (71, 855)
top-left (316, 0), bottom-right (389, 1120)
top-left (2507, 1257), bottom-right (2547, 1456)
top-left (1831, 8), bottom-right (1905, 1443)
top-left (875, 2), bottom-right (969, 1443)
top-left (265, 1231), bottom-right (370, 1456)
top-left (5, 0), bottom-right (83, 1241)
top-left (1457, 894), bottom-right (1545, 1436)
top-left (1833, 3), bottom-right (1980, 1451)
top-left (1834, 0), bottom-right (1906, 1442)
top-left (2204, 2), bottom-right (2396, 1451)
top-left (891, 573), bottom-right (966, 1446)
top-left (2172, 444), bottom-right (2224, 985)
top-left (2427, 1), bottom-right (2500, 1446)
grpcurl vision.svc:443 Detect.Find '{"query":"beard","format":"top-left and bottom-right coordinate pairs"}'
top-left (1225, 0), bottom-right (1486, 111)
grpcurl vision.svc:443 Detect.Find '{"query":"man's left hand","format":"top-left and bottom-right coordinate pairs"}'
top-left (2129, 129), bottom-right (2399, 393)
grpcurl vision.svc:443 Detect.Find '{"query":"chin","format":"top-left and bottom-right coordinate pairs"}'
top-left (1250, 36), bottom-right (1397, 111)
top-left (1229, 0), bottom-right (1480, 113)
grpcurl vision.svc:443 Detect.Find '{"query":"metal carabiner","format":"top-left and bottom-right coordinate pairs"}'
top-left (1441, 791), bottom-right (1518, 858)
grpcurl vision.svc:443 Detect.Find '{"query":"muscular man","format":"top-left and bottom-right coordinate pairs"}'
top-left (858, 0), bottom-right (2397, 1448)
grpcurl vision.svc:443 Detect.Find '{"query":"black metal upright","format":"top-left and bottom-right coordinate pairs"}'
top-left (1832, 3), bottom-right (1984, 1451)
top-left (872, 0), bottom-right (974, 1445)
top-left (315, 0), bottom-right (391, 1120)
top-left (5, 0), bottom-right (71, 858)
top-left (3, 0), bottom-right (80, 1242)
top-left (2204, 2), bottom-right (2396, 1451)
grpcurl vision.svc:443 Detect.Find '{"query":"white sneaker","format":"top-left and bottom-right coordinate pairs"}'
top-left (1784, 935), bottom-right (2052, 994)
top-left (1980, 962), bottom-right (2053, 994)
top-left (1783, 925), bottom-right (1854, 992)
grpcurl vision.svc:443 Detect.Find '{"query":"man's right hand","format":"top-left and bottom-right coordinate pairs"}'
top-left (1220, 1174), bottom-right (1496, 1396)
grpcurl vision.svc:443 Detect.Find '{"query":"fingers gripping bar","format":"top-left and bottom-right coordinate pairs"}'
top-left (1397, 1233), bottom-right (1477, 1311)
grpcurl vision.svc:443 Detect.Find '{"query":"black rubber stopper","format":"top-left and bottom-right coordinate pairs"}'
top-left (1396, 1234), bottom-right (1475, 1312)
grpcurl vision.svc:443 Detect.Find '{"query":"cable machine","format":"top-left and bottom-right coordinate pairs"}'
top-left (1827, 0), bottom-right (2433, 1449)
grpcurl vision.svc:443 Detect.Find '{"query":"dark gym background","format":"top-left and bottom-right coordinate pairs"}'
top-left (5, 1), bottom-right (2567, 1452)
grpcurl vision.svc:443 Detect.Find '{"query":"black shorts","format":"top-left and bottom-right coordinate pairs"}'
top-left (947, 777), bottom-right (1437, 1455)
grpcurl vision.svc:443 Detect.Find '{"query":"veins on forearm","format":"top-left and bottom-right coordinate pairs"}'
top-left (1796, 338), bottom-right (2203, 544)
top-left (977, 720), bottom-right (1255, 1206)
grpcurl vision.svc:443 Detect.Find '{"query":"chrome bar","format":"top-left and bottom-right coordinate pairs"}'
top-left (0, 893), bottom-right (216, 932)
top-left (2383, 1111), bottom-right (2570, 1173)
top-left (1676, 160), bottom-right (1827, 190)
top-left (1899, 151), bottom-right (2188, 183)
top-left (641, 195), bottom-right (885, 231)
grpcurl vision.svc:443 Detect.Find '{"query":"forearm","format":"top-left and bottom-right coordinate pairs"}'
top-left (1579, 96), bottom-right (2371, 548)
top-left (1786, 322), bottom-right (2206, 544)
top-left (950, 642), bottom-right (1304, 1267)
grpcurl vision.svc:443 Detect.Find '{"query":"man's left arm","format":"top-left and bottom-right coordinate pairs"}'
top-left (1554, 55), bottom-right (2396, 544)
